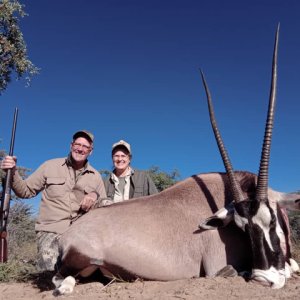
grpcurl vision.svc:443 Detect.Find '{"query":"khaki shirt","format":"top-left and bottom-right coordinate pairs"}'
top-left (11, 157), bottom-right (107, 234)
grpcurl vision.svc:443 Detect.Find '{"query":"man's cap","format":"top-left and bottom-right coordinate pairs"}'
top-left (73, 130), bottom-right (94, 144)
top-left (112, 139), bottom-right (131, 154)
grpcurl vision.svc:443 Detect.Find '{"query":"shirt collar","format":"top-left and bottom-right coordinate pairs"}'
top-left (111, 167), bottom-right (134, 179)
top-left (64, 153), bottom-right (93, 173)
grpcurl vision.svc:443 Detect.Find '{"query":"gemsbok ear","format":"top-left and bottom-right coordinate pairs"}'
top-left (199, 203), bottom-right (234, 230)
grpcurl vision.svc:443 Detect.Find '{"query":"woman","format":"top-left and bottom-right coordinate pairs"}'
top-left (104, 139), bottom-right (158, 203)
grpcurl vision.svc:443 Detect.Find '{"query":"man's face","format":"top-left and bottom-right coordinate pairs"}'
top-left (70, 137), bottom-right (93, 164)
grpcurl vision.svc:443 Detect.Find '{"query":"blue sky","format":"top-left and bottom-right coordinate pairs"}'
top-left (1, 0), bottom-right (299, 212)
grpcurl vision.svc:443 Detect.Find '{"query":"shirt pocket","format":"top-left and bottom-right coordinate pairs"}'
top-left (45, 177), bottom-right (66, 198)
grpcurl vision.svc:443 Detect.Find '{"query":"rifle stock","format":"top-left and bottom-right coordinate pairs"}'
top-left (0, 107), bottom-right (18, 263)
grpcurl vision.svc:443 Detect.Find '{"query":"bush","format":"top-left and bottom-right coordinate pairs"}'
top-left (148, 166), bottom-right (180, 192)
top-left (0, 200), bottom-right (37, 282)
top-left (0, 259), bottom-right (36, 282)
top-left (289, 211), bottom-right (300, 263)
top-left (7, 200), bottom-right (36, 260)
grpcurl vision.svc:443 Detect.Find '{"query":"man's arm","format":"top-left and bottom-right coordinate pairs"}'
top-left (4, 156), bottom-right (46, 199)
top-left (81, 174), bottom-right (109, 210)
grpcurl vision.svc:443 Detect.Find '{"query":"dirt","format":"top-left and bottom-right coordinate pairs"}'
top-left (0, 274), bottom-right (299, 300)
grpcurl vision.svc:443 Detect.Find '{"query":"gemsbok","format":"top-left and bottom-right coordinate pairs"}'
top-left (52, 25), bottom-right (300, 295)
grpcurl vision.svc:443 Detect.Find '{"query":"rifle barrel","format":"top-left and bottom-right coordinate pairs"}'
top-left (9, 108), bottom-right (18, 156)
top-left (0, 107), bottom-right (19, 263)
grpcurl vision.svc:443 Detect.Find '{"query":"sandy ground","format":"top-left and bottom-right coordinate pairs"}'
top-left (0, 274), bottom-right (299, 300)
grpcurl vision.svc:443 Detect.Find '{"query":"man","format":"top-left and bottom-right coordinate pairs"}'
top-left (104, 139), bottom-right (158, 205)
top-left (0, 130), bottom-right (106, 271)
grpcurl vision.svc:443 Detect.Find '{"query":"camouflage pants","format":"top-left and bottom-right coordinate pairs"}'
top-left (36, 231), bottom-right (61, 272)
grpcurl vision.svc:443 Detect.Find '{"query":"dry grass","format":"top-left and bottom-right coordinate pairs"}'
top-left (292, 242), bottom-right (300, 265)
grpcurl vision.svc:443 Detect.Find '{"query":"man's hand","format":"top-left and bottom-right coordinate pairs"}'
top-left (0, 155), bottom-right (17, 170)
top-left (80, 192), bottom-right (98, 212)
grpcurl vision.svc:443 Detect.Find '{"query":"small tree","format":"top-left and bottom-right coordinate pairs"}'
top-left (148, 166), bottom-right (180, 192)
top-left (0, 0), bottom-right (38, 94)
top-left (0, 149), bottom-right (36, 281)
top-left (99, 169), bottom-right (110, 180)
top-left (1, 149), bottom-right (33, 260)
top-left (288, 191), bottom-right (300, 242)
top-left (7, 200), bottom-right (36, 261)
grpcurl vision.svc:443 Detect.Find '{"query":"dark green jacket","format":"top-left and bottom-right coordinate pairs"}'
top-left (105, 169), bottom-right (158, 200)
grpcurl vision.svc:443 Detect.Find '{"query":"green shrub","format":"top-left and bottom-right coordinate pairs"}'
top-left (0, 200), bottom-right (37, 282)
top-left (0, 259), bottom-right (36, 282)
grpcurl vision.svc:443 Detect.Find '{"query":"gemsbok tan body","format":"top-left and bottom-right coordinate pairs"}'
top-left (53, 25), bottom-right (300, 295)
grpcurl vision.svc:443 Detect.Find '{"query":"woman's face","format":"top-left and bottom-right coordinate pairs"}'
top-left (112, 148), bottom-right (131, 172)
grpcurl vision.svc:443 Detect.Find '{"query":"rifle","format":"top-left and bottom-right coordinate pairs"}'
top-left (0, 107), bottom-right (18, 263)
